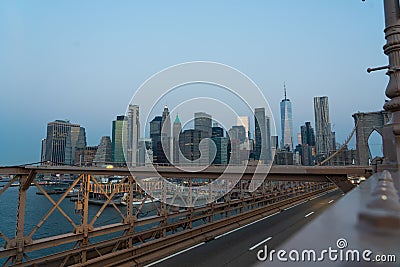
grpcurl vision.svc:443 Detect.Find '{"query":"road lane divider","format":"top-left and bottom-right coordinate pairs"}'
top-left (304, 211), bottom-right (314, 218)
top-left (249, 237), bottom-right (272, 251)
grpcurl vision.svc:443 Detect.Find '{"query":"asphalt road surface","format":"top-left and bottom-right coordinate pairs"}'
top-left (146, 189), bottom-right (343, 267)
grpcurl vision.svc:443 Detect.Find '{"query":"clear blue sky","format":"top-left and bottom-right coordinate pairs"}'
top-left (0, 1), bottom-right (387, 165)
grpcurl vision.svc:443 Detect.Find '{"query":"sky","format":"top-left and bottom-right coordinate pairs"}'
top-left (0, 1), bottom-right (388, 166)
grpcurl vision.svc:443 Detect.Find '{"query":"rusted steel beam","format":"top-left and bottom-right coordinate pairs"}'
top-left (0, 167), bottom-right (29, 175)
top-left (0, 175), bottom-right (19, 197)
top-left (6, 186), bottom-right (334, 266)
top-left (28, 178), bottom-right (82, 238)
top-left (0, 165), bottom-right (372, 178)
top-left (89, 175), bottom-right (126, 226)
top-left (326, 175), bottom-right (355, 193)
top-left (125, 176), bottom-right (135, 248)
top-left (14, 175), bottom-right (28, 264)
top-left (0, 172), bottom-right (331, 265)
top-left (3, 184), bottom-right (324, 259)
top-left (22, 170), bottom-right (36, 191)
top-left (81, 174), bottom-right (90, 263)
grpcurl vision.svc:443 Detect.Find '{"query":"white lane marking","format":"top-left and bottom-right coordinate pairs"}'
top-left (309, 195), bottom-right (320, 201)
top-left (283, 200), bottom-right (308, 211)
top-left (328, 200), bottom-right (334, 204)
top-left (214, 211), bottom-right (280, 239)
top-left (215, 227), bottom-right (246, 239)
top-left (304, 211), bottom-right (315, 218)
top-left (308, 189), bottom-right (336, 201)
top-left (144, 242), bottom-right (205, 267)
top-left (249, 237), bottom-right (272, 251)
top-left (215, 189), bottom-right (337, 239)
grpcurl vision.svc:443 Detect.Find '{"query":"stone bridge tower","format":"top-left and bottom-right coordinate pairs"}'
top-left (352, 111), bottom-right (391, 165)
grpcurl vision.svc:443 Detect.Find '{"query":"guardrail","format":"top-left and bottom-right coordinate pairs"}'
top-left (0, 166), bottom-right (341, 266)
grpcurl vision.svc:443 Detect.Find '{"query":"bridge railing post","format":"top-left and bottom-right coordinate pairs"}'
top-left (14, 175), bottom-right (27, 264)
top-left (80, 173), bottom-right (90, 263)
top-left (125, 175), bottom-right (134, 248)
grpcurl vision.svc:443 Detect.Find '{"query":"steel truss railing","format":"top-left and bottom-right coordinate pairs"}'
top-left (0, 168), bottom-right (340, 266)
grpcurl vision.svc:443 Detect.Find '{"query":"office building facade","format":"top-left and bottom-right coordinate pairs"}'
top-left (173, 114), bottom-right (182, 164)
top-left (161, 105), bottom-right (171, 163)
top-left (237, 116), bottom-right (250, 138)
top-left (127, 105), bottom-right (140, 166)
top-left (44, 120), bottom-right (86, 165)
top-left (254, 108), bottom-right (272, 163)
top-left (93, 136), bottom-right (112, 165)
top-left (194, 112), bottom-right (212, 138)
top-left (314, 96), bottom-right (335, 162)
top-left (112, 115), bottom-right (127, 165)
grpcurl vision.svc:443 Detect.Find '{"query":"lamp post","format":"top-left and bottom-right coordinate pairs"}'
top-left (375, 0), bottom-right (400, 190)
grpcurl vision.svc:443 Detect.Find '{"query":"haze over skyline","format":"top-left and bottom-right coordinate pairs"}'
top-left (0, 1), bottom-right (388, 165)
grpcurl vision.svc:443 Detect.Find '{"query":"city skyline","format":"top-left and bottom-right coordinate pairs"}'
top-left (25, 90), bottom-right (386, 167)
top-left (12, 91), bottom-right (386, 167)
top-left (0, 1), bottom-right (387, 165)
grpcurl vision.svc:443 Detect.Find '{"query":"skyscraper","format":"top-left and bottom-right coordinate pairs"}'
top-left (228, 126), bottom-right (243, 164)
top-left (194, 112), bottom-right (212, 138)
top-left (138, 138), bottom-right (153, 166)
top-left (314, 96), bottom-right (334, 162)
top-left (280, 84), bottom-right (293, 150)
top-left (127, 105), bottom-right (140, 166)
top-left (83, 146), bottom-right (98, 166)
top-left (172, 114), bottom-right (182, 164)
top-left (230, 126), bottom-right (246, 143)
top-left (300, 122), bottom-right (316, 146)
top-left (179, 129), bottom-right (204, 163)
top-left (41, 139), bottom-right (46, 163)
top-left (64, 125), bottom-right (86, 166)
top-left (44, 120), bottom-right (86, 165)
top-left (211, 137), bottom-right (228, 164)
top-left (112, 115), bottom-right (127, 165)
top-left (93, 136), bottom-right (112, 165)
top-left (212, 125), bottom-right (224, 138)
top-left (161, 105), bottom-right (171, 162)
top-left (254, 108), bottom-right (267, 162)
top-left (237, 116), bottom-right (250, 138)
top-left (150, 116), bottom-right (162, 163)
top-left (266, 116), bottom-right (272, 161)
top-left (300, 121), bottom-right (316, 166)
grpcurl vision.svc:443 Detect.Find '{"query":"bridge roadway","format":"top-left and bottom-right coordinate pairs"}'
top-left (139, 189), bottom-right (343, 267)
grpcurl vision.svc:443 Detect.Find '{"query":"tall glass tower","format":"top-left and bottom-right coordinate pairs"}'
top-left (280, 84), bottom-right (293, 150)
top-left (254, 107), bottom-right (272, 162)
top-left (161, 105), bottom-right (171, 162)
top-left (112, 115), bottom-right (127, 164)
top-left (127, 104), bottom-right (140, 166)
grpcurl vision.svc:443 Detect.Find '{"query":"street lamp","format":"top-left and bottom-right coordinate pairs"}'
top-left (367, 0), bottom-right (400, 191)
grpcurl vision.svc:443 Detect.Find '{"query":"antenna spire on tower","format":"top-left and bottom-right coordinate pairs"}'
top-left (284, 82), bottom-right (287, 100)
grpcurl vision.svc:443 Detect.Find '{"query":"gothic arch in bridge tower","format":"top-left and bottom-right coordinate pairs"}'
top-left (352, 111), bottom-right (391, 165)
top-left (368, 130), bottom-right (383, 160)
